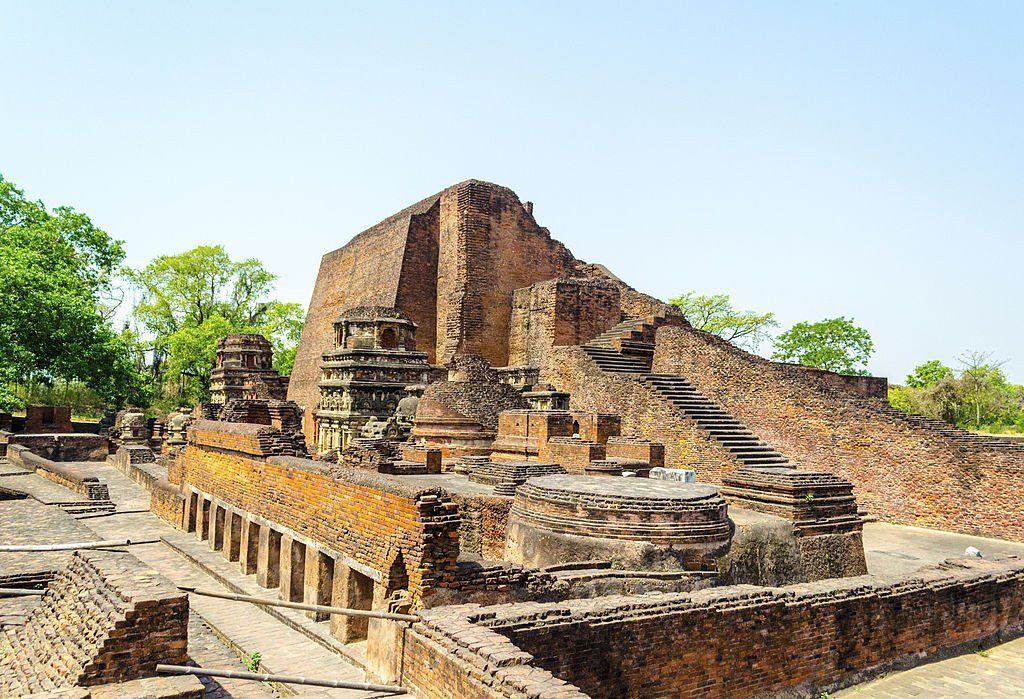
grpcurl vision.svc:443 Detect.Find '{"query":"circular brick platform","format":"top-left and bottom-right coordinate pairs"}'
top-left (505, 475), bottom-right (732, 571)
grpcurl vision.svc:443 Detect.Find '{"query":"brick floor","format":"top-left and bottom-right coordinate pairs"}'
top-left (837, 635), bottom-right (1024, 698)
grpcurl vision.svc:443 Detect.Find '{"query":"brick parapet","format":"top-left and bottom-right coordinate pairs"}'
top-left (652, 326), bottom-right (1024, 540)
top-left (178, 434), bottom-right (461, 603)
top-left (403, 557), bottom-right (1024, 698)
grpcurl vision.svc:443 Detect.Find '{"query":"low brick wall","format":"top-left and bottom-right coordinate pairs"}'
top-left (7, 445), bottom-right (109, 501)
top-left (9, 433), bottom-right (108, 462)
top-left (0, 550), bottom-right (190, 695)
top-left (179, 421), bottom-right (461, 603)
top-left (402, 557), bottom-right (1024, 698)
top-left (653, 326), bottom-right (1024, 540)
top-left (111, 446), bottom-right (185, 528)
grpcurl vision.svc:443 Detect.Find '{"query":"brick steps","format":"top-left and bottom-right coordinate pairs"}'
top-left (579, 337), bottom-right (798, 470)
top-left (642, 373), bottom-right (795, 469)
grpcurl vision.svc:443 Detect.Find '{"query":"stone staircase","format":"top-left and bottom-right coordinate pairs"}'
top-left (582, 336), bottom-right (795, 470)
top-left (642, 374), bottom-right (794, 468)
top-left (587, 315), bottom-right (684, 367)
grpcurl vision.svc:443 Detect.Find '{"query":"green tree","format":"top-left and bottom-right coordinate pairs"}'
top-left (771, 317), bottom-right (874, 375)
top-left (129, 245), bottom-right (304, 403)
top-left (0, 174), bottom-right (149, 411)
top-left (669, 292), bottom-right (777, 350)
top-left (957, 351), bottom-right (1008, 429)
top-left (905, 360), bottom-right (954, 389)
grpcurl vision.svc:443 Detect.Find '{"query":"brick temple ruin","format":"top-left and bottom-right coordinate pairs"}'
top-left (2, 179), bottom-right (1024, 698)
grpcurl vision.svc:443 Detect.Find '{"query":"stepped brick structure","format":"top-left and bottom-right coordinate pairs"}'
top-left (0, 551), bottom-right (193, 697)
top-left (209, 333), bottom-right (289, 403)
top-left (289, 180), bottom-right (677, 437)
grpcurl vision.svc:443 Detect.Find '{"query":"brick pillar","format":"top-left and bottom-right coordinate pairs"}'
top-left (240, 518), bottom-right (259, 575)
top-left (184, 491), bottom-right (198, 533)
top-left (331, 561), bottom-right (374, 643)
top-left (280, 536), bottom-right (306, 602)
top-left (303, 550), bottom-right (335, 621)
top-left (210, 504), bottom-right (225, 551)
top-left (197, 497), bottom-right (212, 540)
top-left (225, 511), bottom-right (242, 562)
top-left (257, 527), bottom-right (282, 588)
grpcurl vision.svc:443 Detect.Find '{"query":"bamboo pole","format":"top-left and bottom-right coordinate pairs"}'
top-left (155, 664), bottom-right (406, 693)
top-left (178, 586), bottom-right (419, 622)
top-left (0, 588), bottom-right (45, 597)
top-left (0, 538), bottom-right (159, 552)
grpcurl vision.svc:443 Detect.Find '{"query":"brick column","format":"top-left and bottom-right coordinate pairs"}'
top-left (279, 536), bottom-right (306, 603)
top-left (197, 497), bottom-right (212, 541)
top-left (256, 527), bottom-right (281, 589)
top-left (331, 561), bottom-right (374, 643)
top-left (239, 518), bottom-right (259, 575)
top-left (224, 511), bottom-right (242, 562)
top-left (303, 549), bottom-right (334, 621)
top-left (209, 504), bottom-right (225, 551)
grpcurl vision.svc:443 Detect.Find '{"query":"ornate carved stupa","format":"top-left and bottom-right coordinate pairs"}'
top-left (314, 307), bottom-right (440, 454)
top-left (209, 334), bottom-right (289, 404)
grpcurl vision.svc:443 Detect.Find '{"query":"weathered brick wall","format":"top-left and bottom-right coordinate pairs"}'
top-left (9, 433), bottom-right (108, 462)
top-left (404, 557), bottom-right (1024, 699)
top-left (288, 191), bottom-right (440, 435)
top-left (0, 551), bottom-right (189, 694)
top-left (111, 446), bottom-right (185, 528)
top-left (653, 326), bottom-right (1024, 540)
top-left (435, 181), bottom-right (578, 366)
top-left (508, 279), bottom-right (622, 368)
top-left (7, 445), bottom-right (109, 501)
top-left (179, 423), bottom-right (460, 603)
top-left (543, 346), bottom-right (743, 476)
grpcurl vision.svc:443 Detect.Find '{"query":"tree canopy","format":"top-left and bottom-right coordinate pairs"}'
top-left (889, 353), bottom-right (1023, 432)
top-left (771, 317), bottom-right (874, 375)
top-left (669, 292), bottom-right (777, 350)
top-left (129, 245), bottom-right (303, 404)
top-left (0, 175), bottom-right (148, 411)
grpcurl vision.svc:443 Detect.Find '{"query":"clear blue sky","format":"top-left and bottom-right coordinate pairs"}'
top-left (3, 2), bottom-right (1021, 382)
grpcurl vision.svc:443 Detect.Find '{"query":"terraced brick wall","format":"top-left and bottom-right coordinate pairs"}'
top-left (0, 551), bottom-right (188, 695)
top-left (653, 325), bottom-right (1024, 540)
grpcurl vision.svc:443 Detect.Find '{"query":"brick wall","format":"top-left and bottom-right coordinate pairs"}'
top-left (435, 181), bottom-right (577, 365)
top-left (7, 445), bottom-right (109, 501)
top-left (402, 557), bottom-right (1024, 699)
top-left (0, 550), bottom-right (189, 694)
top-left (9, 433), bottom-right (108, 462)
top-left (543, 346), bottom-right (744, 476)
top-left (508, 279), bottom-right (622, 368)
top-left (179, 422), bottom-right (461, 603)
top-left (653, 326), bottom-right (1024, 540)
top-left (288, 191), bottom-right (439, 435)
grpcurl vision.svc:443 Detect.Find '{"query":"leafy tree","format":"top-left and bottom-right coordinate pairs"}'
top-left (669, 292), bottom-right (777, 350)
top-left (129, 245), bottom-right (304, 403)
top-left (771, 317), bottom-right (874, 375)
top-left (905, 360), bottom-right (954, 389)
top-left (889, 351), bottom-right (1024, 434)
top-left (0, 174), bottom-right (149, 411)
top-left (957, 351), bottom-right (1009, 429)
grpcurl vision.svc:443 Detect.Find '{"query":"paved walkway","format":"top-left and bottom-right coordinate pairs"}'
top-left (4, 459), bottom-right (396, 698)
top-left (837, 635), bottom-right (1024, 697)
